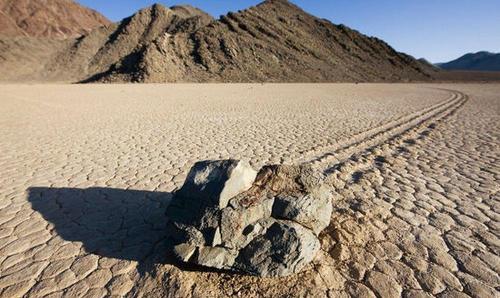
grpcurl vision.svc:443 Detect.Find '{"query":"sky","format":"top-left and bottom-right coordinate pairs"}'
top-left (78, 0), bottom-right (500, 63)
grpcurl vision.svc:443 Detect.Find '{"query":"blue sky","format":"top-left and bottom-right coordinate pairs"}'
top-left (78, 0), bottom-right (500, 63)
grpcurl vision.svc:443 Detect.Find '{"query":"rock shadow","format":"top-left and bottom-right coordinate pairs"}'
top-left (27, 187), bottom-right (235, 276)
top-left (28, 187), bottom-right (174, 263)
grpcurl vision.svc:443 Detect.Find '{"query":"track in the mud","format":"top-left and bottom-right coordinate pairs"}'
top-left (300, 89), bottom-right (469, 175)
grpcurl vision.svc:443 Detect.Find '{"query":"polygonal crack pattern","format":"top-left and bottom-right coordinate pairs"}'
top-left (0, 84), bottom-right (498, 297)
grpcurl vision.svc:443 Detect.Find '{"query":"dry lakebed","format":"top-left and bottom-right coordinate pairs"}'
top-left (0, 83), bottom-right (499, 297)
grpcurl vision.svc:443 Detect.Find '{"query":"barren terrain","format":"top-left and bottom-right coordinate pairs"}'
top-left (0, 84), bottom-right (498, 297)
top-left (0, 0), bottom-right (110, 39)
top-left (0, 0), bottom-right (433, 83)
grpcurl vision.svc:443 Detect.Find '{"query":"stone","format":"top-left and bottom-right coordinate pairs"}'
top-left (172, 159), bottom-right (257, 210)
top-left (166, 160), bottom-right (333, 277)
top-left (234, 220), bottom-right (320, 277)
top-left (271, 187), bottom-right (332, 235)
top-left (220, 199), bottom-right (274, 249)
top-left (196, 246), bottom-right (237, 269)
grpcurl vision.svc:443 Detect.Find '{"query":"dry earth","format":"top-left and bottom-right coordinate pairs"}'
top-left (0, 84), bottom-right (498, 297)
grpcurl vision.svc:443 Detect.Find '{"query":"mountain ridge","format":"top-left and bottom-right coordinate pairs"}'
top-left (438, 51), bottom-right (500, 71)
top-left (0, 0), bottom-right (435, 83)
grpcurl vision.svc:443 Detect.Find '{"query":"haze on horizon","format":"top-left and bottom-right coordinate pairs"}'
top-left (78, 0), bottom-right (500, 63)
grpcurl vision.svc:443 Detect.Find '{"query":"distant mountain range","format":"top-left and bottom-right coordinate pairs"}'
top-left (0, 0), bottom-right (435, 82)
top-left (437, 51), bottom-right (500, 71)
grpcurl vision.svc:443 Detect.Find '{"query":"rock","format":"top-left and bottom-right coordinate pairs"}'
top-left (173, 244), bottom-right (196, 262)
top-left (234, 220), bottom-right (320, 277)
top-left (196, 246), bottom-right (237, 269)
top-left (166, 160), bottom-right (333, 277)
top-left (272, 187), bottom-right (332, 235)
top-left (220, 198), bottom-right (275, 249)
top-left (176, 159), bottom-right (257, 209)
top-left (166, 159), bottom-right (257, 244)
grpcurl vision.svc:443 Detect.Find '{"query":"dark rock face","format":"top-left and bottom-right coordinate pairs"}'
top-left (166, 160), bottom-right (333, 277)
top-left (235, 220), bottom-right (320, 277)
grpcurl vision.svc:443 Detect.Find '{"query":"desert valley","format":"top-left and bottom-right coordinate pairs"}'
top-left (0, 1), bottom-right (499, 298)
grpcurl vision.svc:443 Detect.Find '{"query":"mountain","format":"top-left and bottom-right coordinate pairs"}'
top-left (0, 0), bottom-right (110, 39)
top-left (0, 0), bottom-right (434, 82)
top-left (438, 51), bottom-right (500, 71)
top-left (46, 3), bottom-right (215, 82)
top-left (417, 58), bottom-right (440, 73)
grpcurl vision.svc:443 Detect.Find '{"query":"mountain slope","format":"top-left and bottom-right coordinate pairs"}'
top-left (0, 10), bottom-right (28, 37)
top-left (438, 51), bottom-right (500, 71)
top-left (0, 0), bottom-right (110, 39)
top-left (49, 4), bottom-right (214, 82)
top-left (0, 0), bottom-right (434, 82)
top-left (85, 0), bottom-right (432, 82)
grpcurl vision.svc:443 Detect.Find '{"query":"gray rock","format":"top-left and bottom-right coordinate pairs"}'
top-left (272, 186), bottom-right (332, 235)
top-left (167, 160), bottom-right (333, 277)
top-left (235, 220), bottom-right (320, 277)
top-left (220, 198), bottom-right (274, 249)
top-left (196, 246), bottom-right (237, 269)
top-left (175, 159), bottom-right (257, 209)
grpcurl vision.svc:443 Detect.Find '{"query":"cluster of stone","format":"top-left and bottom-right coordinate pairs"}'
top-left (166, 159), bottom-right (333, 277)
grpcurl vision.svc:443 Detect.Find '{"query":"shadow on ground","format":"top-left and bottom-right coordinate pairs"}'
top-left (27, 186), bottom-right (233, 276)
top-left (28, 187), bottom-right (174, 263)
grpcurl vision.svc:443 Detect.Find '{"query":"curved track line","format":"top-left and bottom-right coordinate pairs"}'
top-left (296, 89), bottom-right (458, 165)
top-left (300, 88), bottom-right (469, 173)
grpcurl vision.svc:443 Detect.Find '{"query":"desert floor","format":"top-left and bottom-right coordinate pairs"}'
top-left (0, 84), bottom-right (498, 297)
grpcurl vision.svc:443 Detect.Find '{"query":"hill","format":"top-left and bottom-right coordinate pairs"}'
top-left (0, 0), bottom-right (434, 83)
top-left (438, 51), bottom-right (500, 71)
top-left (0, 0), bottom-right (110, 39)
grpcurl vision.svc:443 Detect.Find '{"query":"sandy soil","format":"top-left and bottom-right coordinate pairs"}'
top-left (0, 84), bottom-right (498, 297)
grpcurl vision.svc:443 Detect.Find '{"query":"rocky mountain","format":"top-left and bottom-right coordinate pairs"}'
top-left (417, 58), bottom-right (440, 74)
top-left (0, 0), bottom-right (434, 82)
top-left (438, 51), bottom-right (500, 71)
top-left (0, 0), bottom-right (110, 39)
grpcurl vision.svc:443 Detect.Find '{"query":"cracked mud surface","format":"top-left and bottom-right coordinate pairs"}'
top-left (0, 84), bottom-right (498, 297)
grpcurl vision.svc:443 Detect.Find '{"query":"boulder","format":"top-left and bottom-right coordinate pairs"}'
top-left (166, 160), bottom-right (333, 277)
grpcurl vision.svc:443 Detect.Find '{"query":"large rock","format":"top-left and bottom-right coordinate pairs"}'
top-left (166, 160), bottom-right (333, 277)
